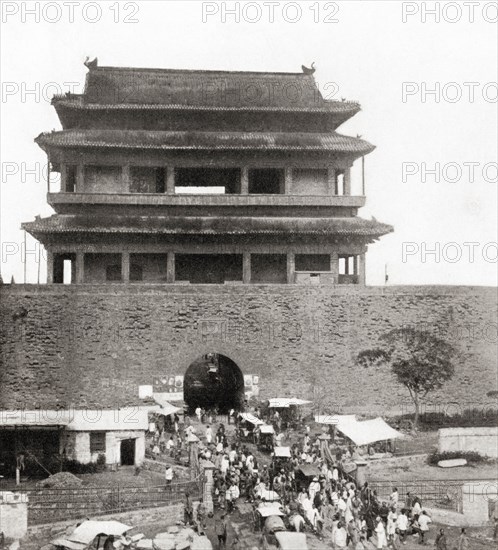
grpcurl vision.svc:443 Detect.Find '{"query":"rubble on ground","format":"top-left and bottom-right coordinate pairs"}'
top-left (35, 471), bottom-right (83, 488)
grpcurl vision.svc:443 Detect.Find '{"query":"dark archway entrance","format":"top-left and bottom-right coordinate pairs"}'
top-left (184, 353), bottom-right (245, 414)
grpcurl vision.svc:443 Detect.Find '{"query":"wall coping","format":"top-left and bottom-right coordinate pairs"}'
top-left (1, 284), bottom-right (496, 297)
top-left (439, 427), bottom-right (498, 436)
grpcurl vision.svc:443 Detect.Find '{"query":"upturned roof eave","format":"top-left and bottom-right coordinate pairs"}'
top-left (22, 216), bottom-right (394, 240)
top-left (52, 97), bottom-right (361, 115)
top-left (34, 130), bottom-right (376, 157)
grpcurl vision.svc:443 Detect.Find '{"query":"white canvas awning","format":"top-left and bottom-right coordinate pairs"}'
top-left (239, 412), bottom-right (264, 426)
top-left (273, 446), bottom-right (291, 458)
top-left (152, 395), bottom-right (182, 416)
top-left (314, 414), bottom-right (357, 427)
top-left (260, 424), bottom-right (275, 434)
top-left (275, 532), bottom-right (308, 550)
top-left (268, 398), bottom-right (312, 408)
top-left (55, 520), bottom-right (132, 545)
top-left (337, 417), bottom-right (404, 446)
top-left (257, 503), bottom-right (285, 517)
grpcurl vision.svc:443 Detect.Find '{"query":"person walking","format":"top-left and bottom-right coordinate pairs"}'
top-left (396, 508), bottom-right (408, 545)
top-left (457, 528), bottom-right (470, 550)
top-left (375, 516), bottom-right (387, 549)
top-left (417, 510), bottom-right (431, 545)
top-left (332, 520), bottom-right (348, 549)
top-left (206, 424), bottom-right (213, 444)
top-left (215, 513), bottom-right (228, 549)
top-left (165, 465), bottom-right (173, 485)
top-left (435, 528), bottom-right (447, 550)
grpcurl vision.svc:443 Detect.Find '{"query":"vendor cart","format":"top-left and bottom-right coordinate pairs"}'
top-left (258, 424), bottom-right (275, 453)
top-left (238, 412), bottom-right (264, 443)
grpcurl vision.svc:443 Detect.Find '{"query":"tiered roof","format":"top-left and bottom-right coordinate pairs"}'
top-left (53, 65), bottom-right (360, 116)
top-left (23, 215), bottom-right (393, 241)
top-left (36, 129), bottom-right (375, 154)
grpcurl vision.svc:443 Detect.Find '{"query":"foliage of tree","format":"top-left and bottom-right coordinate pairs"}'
top-left (356, 328), bottom-right (456, 429)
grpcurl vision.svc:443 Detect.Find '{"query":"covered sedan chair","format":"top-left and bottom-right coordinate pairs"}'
top-left (261, 515), bottom-right (287, 550)
top-left (258, 424), bottom-right (275, 453)
top-left (275, 532), bottom-right (308, 550)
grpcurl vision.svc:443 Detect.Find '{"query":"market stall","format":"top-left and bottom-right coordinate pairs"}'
top-left (258, 424), bottom-right (275, 452)
top-left (238, 412), bottom-right (264, 443)
top-left (268, 398), bottom-right (312, 430)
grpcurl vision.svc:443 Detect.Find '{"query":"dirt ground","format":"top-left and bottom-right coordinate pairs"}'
top-left (22, 510), bottom-right (496, 550)
top-left (367, 458), bottom-right (498, 482)
top-left (11, 423), bottom-right (498, 548)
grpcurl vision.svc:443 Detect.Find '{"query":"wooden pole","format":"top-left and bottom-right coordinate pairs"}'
top-left (362, 156), bottom-right (365, 195)
top-left (37, 245), bottom-right (41, 284)
top-left (47, 155), bottom-right (51, 193)
top-left (23, 231), bottom-right (27, 284)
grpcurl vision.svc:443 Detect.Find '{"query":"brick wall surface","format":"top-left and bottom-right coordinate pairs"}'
top-left (22, 481), bottom-right (200, 525)
top-left (0, 284), bottom-right (496, 415)
top-left (27, 502), bottom-right (184, 537)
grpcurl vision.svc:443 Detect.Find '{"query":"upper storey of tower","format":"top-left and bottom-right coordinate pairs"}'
top-left (51, 63), bottom-right (362, 132)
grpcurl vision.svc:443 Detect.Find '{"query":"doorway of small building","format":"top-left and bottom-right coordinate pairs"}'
top-left (184, 353), bottom-right (245, 414)
top-left (120, 438), bottom-right (136, 466)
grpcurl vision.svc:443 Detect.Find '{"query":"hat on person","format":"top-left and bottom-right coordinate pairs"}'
top-left (313, 477), bottom-right (318, 481)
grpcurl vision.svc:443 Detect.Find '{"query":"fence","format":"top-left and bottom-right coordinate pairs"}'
top-left (7, 477), bottom-right (203, 525)
top-left (368, 479), bottom-right (475, 513)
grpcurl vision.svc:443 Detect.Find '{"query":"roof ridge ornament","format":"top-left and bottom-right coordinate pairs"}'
top-left (84, 56), bottom-right (98, 69)
top-left (301, 62), bottom-right (316, 75)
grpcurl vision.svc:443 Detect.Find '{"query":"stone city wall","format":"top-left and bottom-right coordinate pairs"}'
top-left (0, 284), bottom-right (496, 415)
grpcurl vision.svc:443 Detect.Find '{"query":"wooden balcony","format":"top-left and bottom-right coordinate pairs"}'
top-left (338, 274), bottom-right (360, 285)
top-left (48, 192), bottom-right (366, 209)
top-left (295, 272), bottom-right (336, 285)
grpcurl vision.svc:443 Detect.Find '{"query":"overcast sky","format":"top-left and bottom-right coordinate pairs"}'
top-left (1, 0), bottom-right (497, 286)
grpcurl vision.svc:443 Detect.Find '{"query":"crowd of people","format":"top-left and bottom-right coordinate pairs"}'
top-left (148, 407), bottom-right (480, 550)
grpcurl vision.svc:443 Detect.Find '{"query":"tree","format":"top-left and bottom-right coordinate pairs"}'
top-left (355, 328), bottom-right (456, 429)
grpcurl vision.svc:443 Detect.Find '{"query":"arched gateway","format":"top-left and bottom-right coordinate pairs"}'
top-left (184, 353), bottom-right (245, 414)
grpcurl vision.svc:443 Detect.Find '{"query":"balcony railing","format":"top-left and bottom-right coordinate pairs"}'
top-left (48, 192), bottom-right (366, 208)
top-left (338, 274), bottom-right (360, 285)
top-left (295, 272), bottom-right (336, 285)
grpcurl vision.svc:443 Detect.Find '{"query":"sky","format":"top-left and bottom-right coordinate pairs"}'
top-left (0, 0), bottom-right (497, 286)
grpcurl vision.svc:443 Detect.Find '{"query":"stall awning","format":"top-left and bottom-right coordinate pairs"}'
top-left (337, 417), bottom-right (405, 446)
top-left (69, 520), bottom-right (132, 544)
top-left (298, 465), bottom-right (321, 477)
top-left (260, 424), bottom-right (275, 434)
top-left (275, 532), bottom-right (308, 550)
top-left (314, 414), bottom-right (357, 427)
top-left (152, 395), bottom-right (182, 416)
top-left (273, 446), bottom-right (291, 458)
top-left (258, 503), bottom-right (284, 517)
top-left (269, 398), bottom-right (312, 408)
top-left (239, 413), bottom-right (264, 426)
